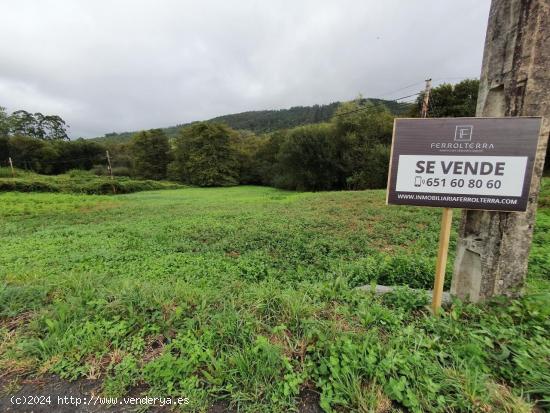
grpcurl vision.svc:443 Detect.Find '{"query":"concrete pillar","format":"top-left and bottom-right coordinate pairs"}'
top-left (451, 0), bottom-right (550, 301)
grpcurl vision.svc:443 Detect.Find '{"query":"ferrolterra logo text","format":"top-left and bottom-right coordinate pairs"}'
top-left (430, 124), bottom-right (494, 152)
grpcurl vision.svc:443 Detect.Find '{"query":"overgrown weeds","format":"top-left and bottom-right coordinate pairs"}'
top-left (0, 183), bottom-right (548, 412)
top-left (0, 168), bottom-right (182, 194)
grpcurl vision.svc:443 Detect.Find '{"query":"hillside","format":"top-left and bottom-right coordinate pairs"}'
top-left (89, 98), bottom-right (413, 144)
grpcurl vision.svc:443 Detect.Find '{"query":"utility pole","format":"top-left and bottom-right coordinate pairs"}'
top-left (421, 78), bottom-right (432, 118)
top-left (105, 150), bottom-right (116, 194)
top-left (106, 150), bottom-right (114, 180)
top-left (451, 0), bottom-right (549, 301)
top-left (8, 157), bottom-right (15, 177)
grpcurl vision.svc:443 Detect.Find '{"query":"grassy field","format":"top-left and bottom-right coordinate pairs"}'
top-left (1, 181), bottom-right (549, 412)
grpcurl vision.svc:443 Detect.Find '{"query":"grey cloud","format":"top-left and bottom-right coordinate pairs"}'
top-left (0, 0), bottom-right (490, 138)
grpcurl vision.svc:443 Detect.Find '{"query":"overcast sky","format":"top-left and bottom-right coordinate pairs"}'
top-left (0, 1), bottom-right (491, 138)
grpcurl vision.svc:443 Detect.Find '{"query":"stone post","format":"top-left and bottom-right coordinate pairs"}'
top-left (451, 0), bottom-right (549, 301)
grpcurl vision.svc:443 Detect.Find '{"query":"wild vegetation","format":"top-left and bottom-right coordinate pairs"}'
top-left (0, 168), bottom-right (182, 195)
top-left (0, 180), bottom-right (549, 412)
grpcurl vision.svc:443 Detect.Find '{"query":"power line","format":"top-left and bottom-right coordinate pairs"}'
top-left (394, 92), bottom-right (421, 101)
top-left (371, 80), bottom-right (426, 99)
top-left (366, 75), bottom-right (475, 101)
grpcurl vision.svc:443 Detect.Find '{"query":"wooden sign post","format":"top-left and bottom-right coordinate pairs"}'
top-left (386, 117), bottom-right (542, 314)
top-left (432, 208), bottom-right (452, 314)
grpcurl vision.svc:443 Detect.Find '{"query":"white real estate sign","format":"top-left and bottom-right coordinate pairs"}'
top-left (387, 118), bottom-right (542, 211)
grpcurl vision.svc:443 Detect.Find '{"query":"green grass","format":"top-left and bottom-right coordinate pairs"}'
top-left (0, 181), bottom-right (549, 412)
top-left (0, 168), bottom-right (183, 194)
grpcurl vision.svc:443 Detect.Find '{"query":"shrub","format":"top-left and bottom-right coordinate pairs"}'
top-left (0, 179), bottom-right (59, 193)
top-left (0, 170), bottom-right (182, 195)
top-left (111, 166), bottom-right (132, 177)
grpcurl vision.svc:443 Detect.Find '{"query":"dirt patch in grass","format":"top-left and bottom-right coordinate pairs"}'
top-left (0, 312), bottom-right (36, 332)
top-left (296, 388), bottom-right (323, 413)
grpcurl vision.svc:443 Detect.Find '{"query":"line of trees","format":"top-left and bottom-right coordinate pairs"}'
top-left (122, 100), bottom-right (395, 190)
top-left (8, 80), bottom-right (525, 189)
top-left (1, 100), bottom-right (396, 190)
top-left (0, 106), bottom-right (107, 174)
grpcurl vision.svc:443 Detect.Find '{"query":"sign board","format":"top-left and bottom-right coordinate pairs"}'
top-left (386, 117), bottom-right (542, 211)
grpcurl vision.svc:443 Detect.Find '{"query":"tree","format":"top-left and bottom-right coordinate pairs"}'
top-left (409, 79), bottom-right (480, 117)
top-left (0, 136), bottom-right (9, 163)
top-left (171, 122), bottom-right (239, 186)
top-left (131, 129), bottom-right (171, 180)
top-left (451, 79), bottom-right (479, 117)
top-left (106, 142), bottom-right (134, 176)
top-left (230, 130), bottom-right (265, 184)
top-left (9, 110), bottom-right (36, 137)
top-left (0, 106), bottom-right (10, 138)
top-left (8, 110), bottom-right (69, 140)
top-left (333, 99), bottom-right (394, 145)
top-left (7, 135), bottom-right (52, 172)
top-left (0, 108), bottom-right (9, 166)
top-left (50, 139), bottom-right (105, 173)
top-left (332, 100), bottom-right (394, 189)
top-left (251, 100), bottom-right (396, 191)
top-left (3, 135), bottom-right (106, 174)
top-left (256, 131), bottom-right (287, 186)
top-left (275, 123), bottom-right (347, 190)
top-left (40, 114), bottom-right (69, 140)
top-left (345, 143), bottom-right (390, 189)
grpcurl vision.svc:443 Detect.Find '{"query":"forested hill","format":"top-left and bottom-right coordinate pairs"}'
top-left (89, 98), bottom-right (412, 144)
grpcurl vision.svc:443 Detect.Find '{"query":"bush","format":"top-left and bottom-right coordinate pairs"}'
top-left (90, 165), bottom-right (108, 176)
top-left (67, 169), bottom-right (95, 178)
top-left (0, 170), bottom-right (182, 195)
top-left (0, 179), bottom-right (59, 193)
top-left (0, 166), bottom-right (18, 178)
